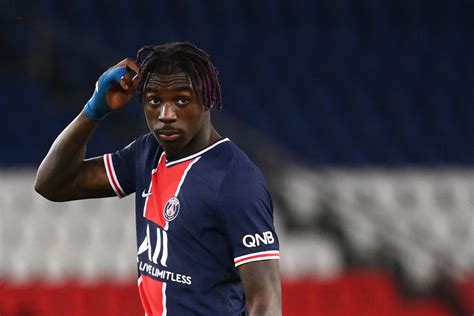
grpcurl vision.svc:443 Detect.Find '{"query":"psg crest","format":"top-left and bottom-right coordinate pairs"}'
top-left (164, 197), bottom-right (180, 221)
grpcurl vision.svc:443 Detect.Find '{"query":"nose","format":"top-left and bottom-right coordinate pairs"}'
top-left (158, 103), bottom-right (177, 123)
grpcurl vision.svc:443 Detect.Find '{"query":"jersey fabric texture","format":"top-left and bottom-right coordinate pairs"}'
top-left (103, 133), bottom-right (280, 316)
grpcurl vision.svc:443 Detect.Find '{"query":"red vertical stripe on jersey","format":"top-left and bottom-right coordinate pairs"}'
top-left (140, 156), bottom-right (198, 315)
top-left (144, 157), bottom-right (195, 228)
top-left (139, 275), bottom-right (164, 316)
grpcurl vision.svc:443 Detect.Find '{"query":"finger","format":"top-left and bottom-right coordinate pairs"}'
top-left (131, 74), bottom-right (140, 90)
top-left (114, 58), bottom-right (140, 74)
top-left (120, 72), bottom-right (133, 90)
top-left (125, 60), bottom-right (140, 74)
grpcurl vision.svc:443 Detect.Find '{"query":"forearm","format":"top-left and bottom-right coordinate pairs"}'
top-left (35, 60), bottom-right (138, 201)
top-left (35, 111), bottom-right (98, 200)
top-left (241, 260), bottom-right (282, 316)
top-left (248, 296), bottom-right (282, 316)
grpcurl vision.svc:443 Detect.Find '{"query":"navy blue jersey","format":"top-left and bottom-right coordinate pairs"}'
top-left (103, 134), bottom-right (279, 315)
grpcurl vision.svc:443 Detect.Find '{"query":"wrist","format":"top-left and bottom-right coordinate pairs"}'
top-left (83, 99), bottom-right (110, 121)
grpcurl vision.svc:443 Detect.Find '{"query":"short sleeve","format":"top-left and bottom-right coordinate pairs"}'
top-left (217, 166), bottom-right (280, 268)
top-left (103, 140), bottom-right (137, 198)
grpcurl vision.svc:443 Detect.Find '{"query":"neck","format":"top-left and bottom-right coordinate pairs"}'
top-left (164, 124), bottom-right (221, 161)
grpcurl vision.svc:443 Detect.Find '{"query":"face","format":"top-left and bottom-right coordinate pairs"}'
top-left (142, 72), bottom-right (210, 159)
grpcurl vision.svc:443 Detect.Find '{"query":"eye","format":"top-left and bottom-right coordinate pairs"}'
top-left (176, 97), bottom-right (190, 105)
top-left (147, 97), bottom-right (160, 105)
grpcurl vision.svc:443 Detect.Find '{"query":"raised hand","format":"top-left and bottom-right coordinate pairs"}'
top-left (84, 58), bottom-right (139, 120)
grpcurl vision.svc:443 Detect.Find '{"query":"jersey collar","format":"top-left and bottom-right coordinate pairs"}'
top-left (165, 138), bottom-right (230, 167)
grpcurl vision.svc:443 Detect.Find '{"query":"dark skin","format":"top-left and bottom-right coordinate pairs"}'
top-left (35, 58), bottom-right (282, 315)
top-left (142, 72), bottom-right (220, 160)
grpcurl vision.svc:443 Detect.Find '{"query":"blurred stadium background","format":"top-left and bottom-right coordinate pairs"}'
top-left (1, 0), bottom-right (474, 315)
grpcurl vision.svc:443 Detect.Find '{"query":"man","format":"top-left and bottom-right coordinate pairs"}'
top-left (35, 42), bottom-right (281, 315)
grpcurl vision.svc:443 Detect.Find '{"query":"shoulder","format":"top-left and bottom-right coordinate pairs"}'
top-left (111, 133), bottom-right (160, 168)
top-left (228, 141), bottom-right (265, 180)
top-left (216, 140), bottom-right (261, 173)
top-left (216, 140), bottom-right (268, 194)
top-left (193, 138), bottom-right (266, 194)
top-left (214, 141), bottom-right (274, 217)
top-left (202, 139), bottom-right (265, 184)
top-left (133, 132), bottom-right (158, 150)
top-left (121, 132), bottom-right (159, 156)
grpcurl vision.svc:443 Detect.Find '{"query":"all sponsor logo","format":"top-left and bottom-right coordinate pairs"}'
top-left (137, 223), bottom-right (192, 285)
top-left (138, 224), bottom-right (169, 267)
top-left (164, 197), bottom-right (180, 221)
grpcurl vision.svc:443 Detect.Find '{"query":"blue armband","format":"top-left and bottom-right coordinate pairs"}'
top-left (83, 67), bottom-right (128, 121)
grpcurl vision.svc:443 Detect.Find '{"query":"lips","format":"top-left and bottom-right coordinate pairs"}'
top-left (157, 129), bottom-right (181, 142)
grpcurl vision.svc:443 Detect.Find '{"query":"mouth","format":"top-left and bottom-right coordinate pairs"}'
top-left (157, 129), bottom-right (181, 142)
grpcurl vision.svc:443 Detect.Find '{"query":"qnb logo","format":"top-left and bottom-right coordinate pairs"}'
top-left (242, 231), bottom-right (275, 248)
top-left (137, 224), bottom-right (169, 266)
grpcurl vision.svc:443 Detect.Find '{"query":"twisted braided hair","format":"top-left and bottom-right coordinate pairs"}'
top-left (136, 42), bottom-right (222, 110)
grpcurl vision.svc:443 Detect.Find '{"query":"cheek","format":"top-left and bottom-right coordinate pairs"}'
top-left (188, 108), bottom-right (206, 129)
top-left (144, 106), bottom-right (157, 118)
top-left (143, 107), bottom-right (157, 127)
top-left (180, 105), bottom-right (204, 125)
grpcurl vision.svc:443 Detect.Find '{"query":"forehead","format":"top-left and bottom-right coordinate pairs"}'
top-left (144, 72), bottom-right (192, 92)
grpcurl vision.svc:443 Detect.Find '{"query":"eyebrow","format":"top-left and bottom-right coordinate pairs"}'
top-left (144, 85), bottom-right (193, 94)
top-left (174, 85), bottom-right (193, 91)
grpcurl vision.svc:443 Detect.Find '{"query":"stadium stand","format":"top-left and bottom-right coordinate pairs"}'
top-left (1, 169), bottom-right (473, 315)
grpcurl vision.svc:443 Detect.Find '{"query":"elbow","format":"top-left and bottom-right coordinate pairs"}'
top-left (34, 175), bottom-right (64, 202)
top-left (34, 186), bottom-right (65, 202)
top-left (34, 174), bottom-right (46, 197)
top-left (34, 180), bottom-right (53, 201)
